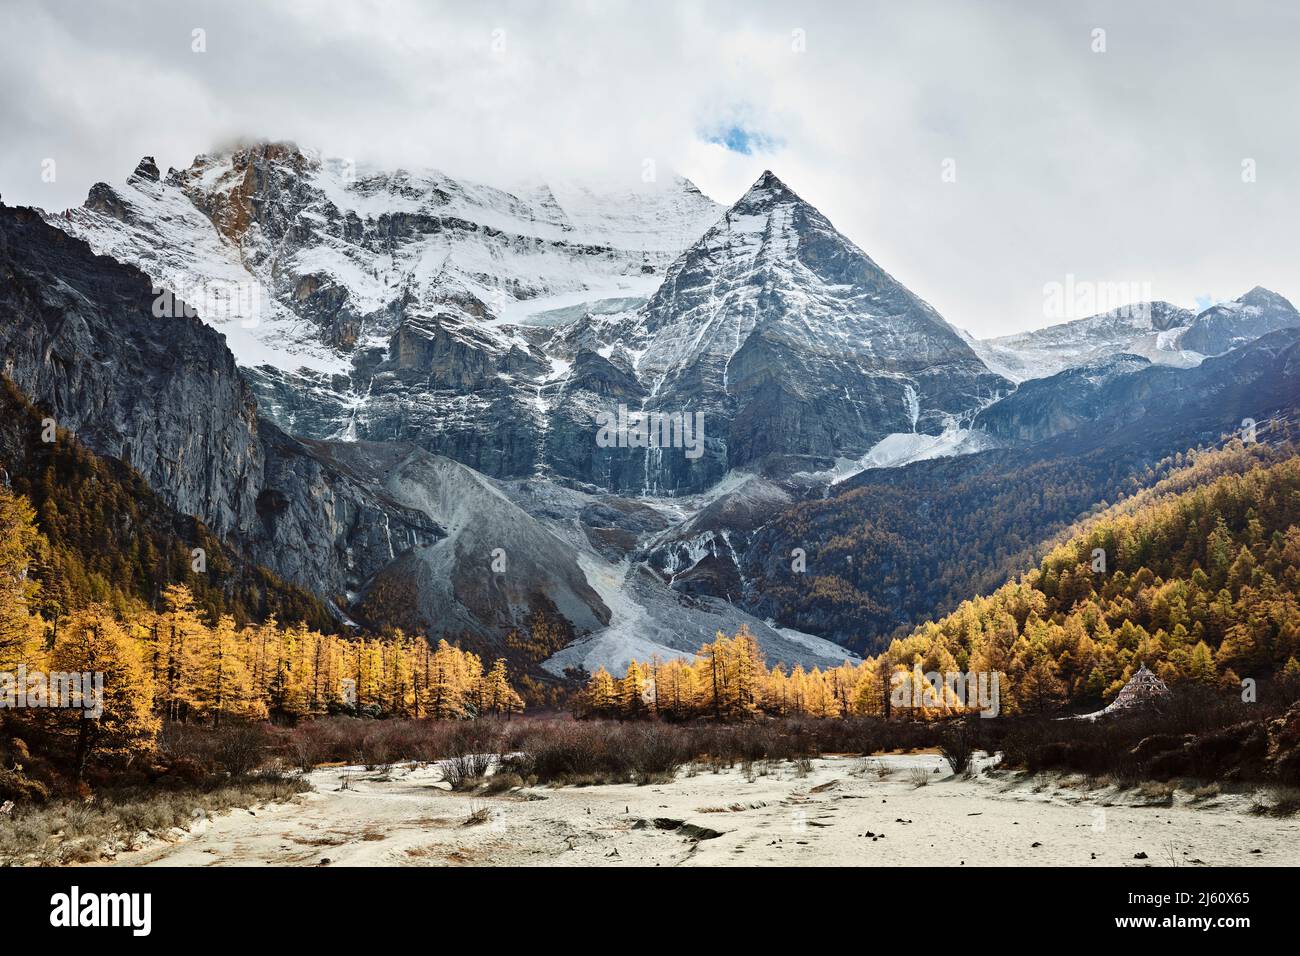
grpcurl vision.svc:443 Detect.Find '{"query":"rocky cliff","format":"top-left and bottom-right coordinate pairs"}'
top-left (0, 203), bottom-right (610, 645)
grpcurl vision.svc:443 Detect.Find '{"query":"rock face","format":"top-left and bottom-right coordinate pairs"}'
top-left (278, 438), bottom-right (611, 640)
top-left (47, 141), bottom-right (723, 485)
top-left (572, 171), bottom-right (1012, 493)
top-left (0, 204), bottom-right (263, 539)
top-left (0, 204), bottom-right (608, 645)
top-left (250, 423), bottom-right (444, 615)
top-left (1176, 287), bottom-right (1300, 356)
top-left (641, 474), bottom-right (795, 603)
top-left (973, 354), bottom-right (1154, 443)
top-left (0, 204), bottom-right (412, 614)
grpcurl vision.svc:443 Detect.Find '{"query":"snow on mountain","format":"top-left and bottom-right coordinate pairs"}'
top-left (970, 301), bottom-right (1199, 383)
top-left (48, 152), bottom-right (1016, 501)
top-left (1176, 287), bottom-right (1300, 356)
top-left (806, 426), bottom-right (1000, 485)
top-left (58, 144), bottom-right (721, 356)
top-left (630, 171), bottom-right (1006, 404)
top-left (59, 157), bottom-right (350, 377)
top-left (565, 170), bottom-right (1012, 494)
top-left (969, 289), bottom-right (1299, 384)
top-left (46, 142), bottom-right (723, 459)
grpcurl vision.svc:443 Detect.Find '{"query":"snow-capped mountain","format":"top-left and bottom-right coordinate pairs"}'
top-left (554, 171), bottom-right (1011, 493)
top-left (974, 329), bottom-right (1300, 448)
top-left (1177, 286), bottom-right (1300, 356)
top-left (49, 142), bottom-right (723, 474)
top-left (969, 301), bottom-right (1198, 382)
top-left (50, 151), bottom-right (1010, 499)
top-left (969, 288), bottom-right (1299, 384)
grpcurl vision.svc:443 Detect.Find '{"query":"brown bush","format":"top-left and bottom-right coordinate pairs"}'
top-left (0, 766), bottom-right (50, 804)
top-left (158, 722), bottom-right (273, 778)
top-left (939, 722), bottom-right (979, 775)
top-left (1000, 692), bottom-right (1289, 784)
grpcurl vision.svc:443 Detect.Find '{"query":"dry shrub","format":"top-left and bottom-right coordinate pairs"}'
top-left (158, 722), bottom-right (273, 778)
top-left (939, 722), bottom-right (979, 775)
top-left (273, 717), bottom-right (509, 770)
top-left (442, 751), bottom-right (493, 791)
top-left (506, 722), bottom-right (691, 786)
top-left (480, 772), bottom-right (523, 794)
top-left (0, 775), bottom-right (309, 865)
top-left (999, 690), bottom-right (1291, 784)
top-left (0, 766), bottom-right (50, 804)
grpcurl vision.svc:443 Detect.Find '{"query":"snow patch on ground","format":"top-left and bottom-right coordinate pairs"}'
top-left (795, 428), bottom-right (996, 485)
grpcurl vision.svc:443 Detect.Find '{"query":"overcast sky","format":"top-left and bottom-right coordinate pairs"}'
top-left (2, 0), bottom-right (1297, 337)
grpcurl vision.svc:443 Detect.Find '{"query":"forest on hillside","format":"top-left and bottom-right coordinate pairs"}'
top-left (580, 444), bottom-right (1300, 721)
top-left (0, 379), bottom-right (337, 631)
top-left (745, 430), bottom-right (1300, 654)
top-left (1, 480), bottom-right (524, 793)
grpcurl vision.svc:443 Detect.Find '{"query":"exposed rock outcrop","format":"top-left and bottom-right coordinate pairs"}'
top-left (0, 204), bottom-right (608, 643)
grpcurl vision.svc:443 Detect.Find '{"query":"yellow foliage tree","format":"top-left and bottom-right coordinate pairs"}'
top-left (47, 605), bottom-right (158, 782)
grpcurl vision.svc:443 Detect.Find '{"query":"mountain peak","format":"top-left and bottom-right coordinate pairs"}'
top-left (732, 169), bottom-right (804, 212)
top-left (1237, 286), bottom-right (1297, 313)
top-left (130, 156), bottom-right (160, 183)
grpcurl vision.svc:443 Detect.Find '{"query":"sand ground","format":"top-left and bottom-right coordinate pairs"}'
top-left (103, 753), bottom-right (1300, 867)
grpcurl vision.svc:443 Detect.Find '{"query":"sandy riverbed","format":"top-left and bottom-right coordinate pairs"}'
top-left (103, 753), bottom-right (1300, 867)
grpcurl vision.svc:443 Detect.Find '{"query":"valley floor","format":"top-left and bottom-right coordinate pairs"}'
top-left (100, 754), bottom-right (1299, 868)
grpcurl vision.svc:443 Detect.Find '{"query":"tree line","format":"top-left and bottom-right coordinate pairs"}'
top-left (1, 485), bottom-right (524, 779)
top-left (745, 425), bottom-right (1299, 655)
top-left (0, 379), bottom-right (337, 632)
top-left (577, 445), bottom-right (1300, 721)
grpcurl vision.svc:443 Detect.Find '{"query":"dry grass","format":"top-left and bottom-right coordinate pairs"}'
top-left (1250, 786), bottom-right (1300, 817)
top-left (1187, 782), bottom-right (1222, 802)
top-left (0, 774), bottom-right (310, 866)
top-left (480, 772), bottom-right (524, 795)
top-left (442, 751), bottom-right (494, 791)
top-left (1135, 780), bottom-right (1178, 803)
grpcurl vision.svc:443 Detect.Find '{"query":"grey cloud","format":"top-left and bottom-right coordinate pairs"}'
top-left (1, 0), bottom-right (1295, 336)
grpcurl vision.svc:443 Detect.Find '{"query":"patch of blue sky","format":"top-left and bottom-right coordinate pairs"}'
top-left (703, 124), bottom-right (782, 155)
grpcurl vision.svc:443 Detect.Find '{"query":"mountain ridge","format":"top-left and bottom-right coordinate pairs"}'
top-left (12, 143), bottom-right (1300, 677)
